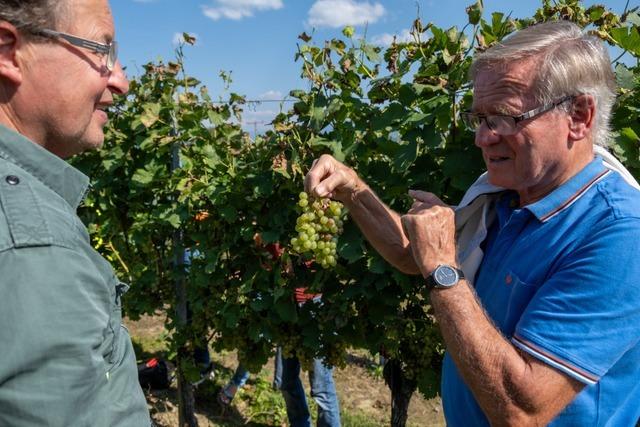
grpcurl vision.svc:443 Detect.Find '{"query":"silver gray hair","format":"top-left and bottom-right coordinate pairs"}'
top-left (0, 0), bottom-right (69, 34)
top-left (470, 20), bottom-right (617, 147)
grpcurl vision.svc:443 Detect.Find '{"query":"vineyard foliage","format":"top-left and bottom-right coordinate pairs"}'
top-left (72, 0), bottom-right (640, 397)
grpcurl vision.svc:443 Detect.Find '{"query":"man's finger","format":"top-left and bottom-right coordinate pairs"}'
top-left (400, 214), bottom-right (412, 241)
top-left (304, 159), bottom-right (326, 194)
top-left (408, 189), bottom-right (446, 206)
top-left (312, 170), bottom-right (344, 198)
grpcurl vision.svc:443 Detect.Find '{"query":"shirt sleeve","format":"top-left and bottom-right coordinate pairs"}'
top-left (512, 217), bottom-right (640, 385)
top-left (0, 245), bottom-right (115, 426)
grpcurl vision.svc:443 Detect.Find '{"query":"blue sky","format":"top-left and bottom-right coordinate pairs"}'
top-left (111, 0), bottom-right (635, 134)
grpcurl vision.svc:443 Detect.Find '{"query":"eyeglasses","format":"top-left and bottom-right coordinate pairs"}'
top-left (34, 28), bottom-right (117, 71)
top-left (460, 96), bottom-right (573, 136)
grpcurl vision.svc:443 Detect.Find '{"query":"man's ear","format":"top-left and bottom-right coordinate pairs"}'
top-left (567, 94), bottom-right (595, 142)
top-left (0, 21), bottom-right (22, 85)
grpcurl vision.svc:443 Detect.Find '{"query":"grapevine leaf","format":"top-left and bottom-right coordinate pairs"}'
top-left (610, 26), bottom-right (640, 56)
top-left (131, 168), bottom-right (155, 185)
top-left (140, 103), bottom-right (161, 128)
top-left (615, 127), bottom-right (640, 168)
top-left (625, 12), bottom-right (640, 27)
top-left (466, 1), bottom-right (483, 25)
top-left (394, 138), bottom-right (419, 171)
top-left (615, 63), bottom-right (635, 91)
top-left (274, 299), bottom-right (298, 322)
top-left (342, 26), bottom-right (355, 38)
top-left (260, 231), bottom-right (279, 243)
top-left (367, 254), bottom-right (387, 274)
top-left (338, 224), bottom-right (365, 263)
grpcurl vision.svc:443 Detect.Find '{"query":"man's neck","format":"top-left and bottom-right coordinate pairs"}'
top-left (517, 143), bottom-right (595, 207)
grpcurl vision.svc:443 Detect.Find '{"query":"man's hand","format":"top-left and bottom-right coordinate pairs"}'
top-left (304, 154), bottom-right (362, 203)
top-left (401, 190), bottom-right (458, 278)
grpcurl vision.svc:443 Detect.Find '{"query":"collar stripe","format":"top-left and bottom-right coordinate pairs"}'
top-left (539, 169), bottom-right (611, 223)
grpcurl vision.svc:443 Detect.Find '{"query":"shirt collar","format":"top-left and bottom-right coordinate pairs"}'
top-left (0, 125), bottom-right (90, 209)
top-left (526, 156), bottom-right (611, 223)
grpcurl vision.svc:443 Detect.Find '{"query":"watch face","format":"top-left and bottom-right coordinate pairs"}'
top-left (434, 265), bottom-right (459, 287)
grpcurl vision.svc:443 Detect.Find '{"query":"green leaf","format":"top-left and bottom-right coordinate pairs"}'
top-left (140, 103), bottom-right (161, 128)
top-left (625, 12), bottom-right (640, 27)
top-left (393, 138), bottom-right (419, 171)
top-left (131, 168), bottom-right (155, 185)
top-left (309, 105), bottom-right (326, 131)
top-left (615, 63), bottom-right (635, 90)
top-left (466, 1), bottom-right (483, 25)
top-left (289, 89), bottom-right (307, 99)
top-left (260, 231), bottom-right (279, 243)
top-left (367, 254), bottom-right (387, 274)
top-left (308, 137), bottom-right (345, 161)
top-left (218, 205), bottom-right (237, 222)
top-left (610, 26), bottom-right (640, 56)
top-left (615, 127), bottom-right (640, 167)
top-left (342, 26), bottom-right (355, 38)
top-left (165, 213), bottom-right (181, 228)
top-left (207, 110), bottom-right (225, 126)
top-left (363, 45), bottom-right (380, 62)
top-left (338, 224), bottom-right (365, 263)
top-left (274, 298), bottom-right (298, 322)
top-left (491, 12), bottom-right (505, 33)
top-left (588, 5), bottom-right (605, 21)
top-left (445, 27), bottom-right (459, 44)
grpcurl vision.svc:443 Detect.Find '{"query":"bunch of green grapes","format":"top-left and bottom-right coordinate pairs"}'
top-left (290, 192), bottom-right (344, 268)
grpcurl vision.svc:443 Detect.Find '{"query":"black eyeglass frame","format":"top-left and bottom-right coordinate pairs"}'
top-left (461, 95), bottom-right (574, 135)
top-left (34, 28), bottom-right (117, 71)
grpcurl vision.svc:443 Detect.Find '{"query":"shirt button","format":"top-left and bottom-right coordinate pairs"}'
top-left (505, 274), bottom-right (513, 285)
top-left (6, 175), bottom-right (19, 185)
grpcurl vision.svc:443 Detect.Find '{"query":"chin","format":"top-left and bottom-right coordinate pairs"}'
top-left (486, 173), bottom-right (513, 190)
top-left (70, 137), bottom-right (104, 158)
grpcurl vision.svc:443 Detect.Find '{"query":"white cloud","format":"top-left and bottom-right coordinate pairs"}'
top-left (258, 90), bottom-right (283, 100)
top-left (172, 32), bottom-right (199, 47)
top-left (202, 0), bottom-right (283, 21)
top-left (371, 29), bottom-right (412, 47)
top-left (308, 0), bottom-right (385, 28)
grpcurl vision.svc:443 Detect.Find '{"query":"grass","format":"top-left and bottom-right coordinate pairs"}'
top-left (128, 315), bottom-right (445, 427)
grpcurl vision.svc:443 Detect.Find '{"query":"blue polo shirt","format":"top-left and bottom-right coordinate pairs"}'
top-left (442, 157), bottom-right (640, 426)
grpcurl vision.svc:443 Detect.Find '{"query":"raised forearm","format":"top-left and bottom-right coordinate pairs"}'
top-left (344, 182), bottom-right (420, 274)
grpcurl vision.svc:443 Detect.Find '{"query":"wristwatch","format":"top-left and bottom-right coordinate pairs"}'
top-left (427, 264), bottom-right (465, 289)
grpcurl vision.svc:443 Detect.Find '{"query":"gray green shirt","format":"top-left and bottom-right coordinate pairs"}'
top-left (0, 126), bottom-right (150, 426)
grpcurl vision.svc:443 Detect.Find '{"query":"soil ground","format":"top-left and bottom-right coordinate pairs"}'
top-left (126, 314), bottom-right (446, 427)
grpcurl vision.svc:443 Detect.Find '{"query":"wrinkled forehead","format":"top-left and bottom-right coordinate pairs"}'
top-left (472, 59), bottom-right (539, 112)
top-left (60, 0), bottom-right (114, 35)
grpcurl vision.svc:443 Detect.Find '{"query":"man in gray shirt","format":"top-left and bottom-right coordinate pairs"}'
top-left (0, 0), bottom-right (150, 425)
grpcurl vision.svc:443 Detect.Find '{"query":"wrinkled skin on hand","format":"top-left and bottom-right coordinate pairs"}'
top-left (304, 154), bottom-right (361, 203)
top-left (400, 190), bottom-right (459, 278)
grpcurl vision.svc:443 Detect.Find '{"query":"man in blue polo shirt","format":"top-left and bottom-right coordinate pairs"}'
top-left (304, 20), bottom-right (640, 425)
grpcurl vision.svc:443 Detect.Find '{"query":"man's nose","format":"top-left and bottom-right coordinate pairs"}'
top-left (474, 120), bottom-right (500, 148)
top-left (108, 60), bottom-right (129, 95)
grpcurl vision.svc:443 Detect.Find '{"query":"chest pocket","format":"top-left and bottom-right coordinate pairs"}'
top-left (0, 171), bottom-right (53, 248)
top-left (504, 272), bottom-right (539, 336)
top-left (106, 277), bottom-right (129, 366)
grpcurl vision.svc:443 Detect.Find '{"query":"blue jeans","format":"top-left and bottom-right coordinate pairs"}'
top-left (230, 364), bottom-right (250, 387)
top-left (273, 347), bottom-right (341, 427)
